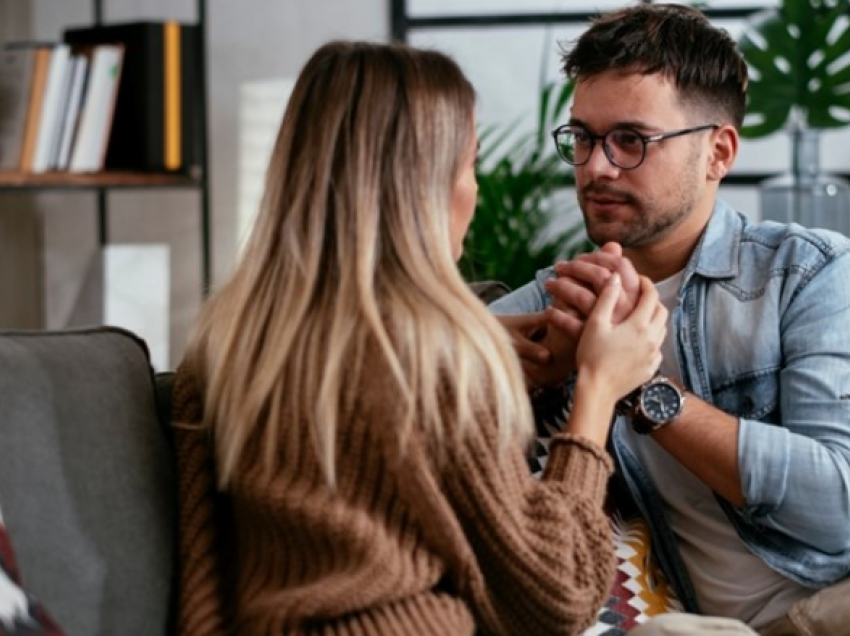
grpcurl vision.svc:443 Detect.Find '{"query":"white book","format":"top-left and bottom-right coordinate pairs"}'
top-left (69, 44), bottom-right (123, 173)
top-left (56, 55), bottom-right (89, 170)
top-left (47, 54), bottom-right (78, 169)
top-left (31, 43), bottom-right (70, 173)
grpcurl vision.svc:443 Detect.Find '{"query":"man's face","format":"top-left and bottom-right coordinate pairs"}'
top-left (570, 71), bottom-right (714, 249)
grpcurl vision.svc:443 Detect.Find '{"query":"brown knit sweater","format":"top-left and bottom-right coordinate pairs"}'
top-left (173, 364), bottom-right (616, 636)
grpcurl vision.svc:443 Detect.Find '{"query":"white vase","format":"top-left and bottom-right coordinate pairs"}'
top-left (760, 125), bottom-right (850, 237)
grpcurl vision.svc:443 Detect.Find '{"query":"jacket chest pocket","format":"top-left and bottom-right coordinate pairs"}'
top-left (710, 370), bottom-right (780, 422)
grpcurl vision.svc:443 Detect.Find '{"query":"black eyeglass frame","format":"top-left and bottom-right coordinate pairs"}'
top-left (550, 123), bottom-right (720, 170)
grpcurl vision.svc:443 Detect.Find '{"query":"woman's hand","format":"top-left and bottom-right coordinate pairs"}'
top-left (565, 274), bottom-right (666, 445)
top-left (577, 274), bottom-right (666, 401)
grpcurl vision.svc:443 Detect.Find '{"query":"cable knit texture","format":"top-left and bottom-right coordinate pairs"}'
top-left (173, 363), bottom-right (616, 636)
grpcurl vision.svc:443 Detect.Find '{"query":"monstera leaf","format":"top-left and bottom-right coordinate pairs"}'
top-left (460, 80), bottom-right (593, 290)
top-left (738, 0), bottom-right (850, 138)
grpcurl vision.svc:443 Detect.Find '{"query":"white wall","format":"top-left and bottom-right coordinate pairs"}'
top-left (0, 0), bottom-right (387, 366)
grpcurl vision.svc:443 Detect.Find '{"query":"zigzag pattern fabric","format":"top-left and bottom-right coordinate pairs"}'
top-left (529, 398), bottom-right (681, 635)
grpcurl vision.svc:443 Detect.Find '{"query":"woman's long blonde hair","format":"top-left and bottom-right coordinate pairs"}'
top-left (183, 40), bottom-right (533, 487)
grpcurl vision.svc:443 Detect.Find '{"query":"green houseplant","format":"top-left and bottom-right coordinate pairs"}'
top-left (459, 80), bottom-right (593, 290)
top-left (737, 0), bottom-right (850, 138)
top-left (736, 0), bottom-right (850, 233)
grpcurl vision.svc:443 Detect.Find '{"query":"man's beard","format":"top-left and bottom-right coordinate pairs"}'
top-left (579, 182), bottom-right (694, 248)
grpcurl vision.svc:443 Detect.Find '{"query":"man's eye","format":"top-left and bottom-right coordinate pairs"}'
top-left (572, 130), bottom-right (592, 145)
top-left (613, 130), bottom-right (642, 147)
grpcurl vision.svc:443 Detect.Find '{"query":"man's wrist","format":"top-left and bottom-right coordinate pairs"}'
top-left (619, 375), bottom-right (688, 435)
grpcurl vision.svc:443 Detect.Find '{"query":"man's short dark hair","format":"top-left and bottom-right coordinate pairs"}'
top-left (562, 3), bottom-right (748, 129)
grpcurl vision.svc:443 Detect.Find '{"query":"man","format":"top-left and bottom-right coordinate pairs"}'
top-left (491, 4), bottom-right (850, 634)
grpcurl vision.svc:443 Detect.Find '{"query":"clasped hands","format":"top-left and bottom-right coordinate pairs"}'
top-left (500, 242), bottom-right (657, 391)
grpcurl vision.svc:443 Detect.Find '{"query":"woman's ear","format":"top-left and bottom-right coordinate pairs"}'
top-left (707, 124), bottom-right (738, 182)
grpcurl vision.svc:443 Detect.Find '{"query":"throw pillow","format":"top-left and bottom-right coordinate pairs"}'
top-left (0, 506), bottom-right (64, 636)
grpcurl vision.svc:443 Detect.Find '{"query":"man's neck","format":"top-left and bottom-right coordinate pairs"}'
top-left (624, 198), bottom-right (715, 282)
top-left (624, 221), bottom-right (706, 282)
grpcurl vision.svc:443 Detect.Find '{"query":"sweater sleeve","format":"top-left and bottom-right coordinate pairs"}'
top-left (172, 367), bottom-right (229, 636)
top-left (442, 408), bottom-right (615, 636)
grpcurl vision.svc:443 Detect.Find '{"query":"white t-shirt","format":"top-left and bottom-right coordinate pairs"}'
top-left (630, 271), bottom-right (813, 629)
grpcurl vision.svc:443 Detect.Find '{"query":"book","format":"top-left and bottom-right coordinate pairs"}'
top-left (13, 44), bottom-right (54, 172)
top-left (68, 44), bottom-right (124, 173)
top-left (46, 51), bottom-right (79, 170)
top-left (31, 43), bottom-right (70, 172)
top-left (63, 21), bottom-right (201, 173)
top-left (0, 45), bottom-right (38, 170)
top-left (55, 55), bottom-right (89, 170)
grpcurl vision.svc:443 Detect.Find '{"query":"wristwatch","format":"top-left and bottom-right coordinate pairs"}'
top-left (618, 376), bottom-right (686, 435)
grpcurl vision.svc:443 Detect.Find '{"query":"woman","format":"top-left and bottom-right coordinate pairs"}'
top-left (173, 40), bottom-right (667, 635)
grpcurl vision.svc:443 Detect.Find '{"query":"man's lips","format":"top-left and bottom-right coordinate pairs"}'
top-left (587, 196), bottom-right (627, 205)
top-left (584, 196), bottom-right (633, 215)
top-left (581, 186), bottom-right (635, 212)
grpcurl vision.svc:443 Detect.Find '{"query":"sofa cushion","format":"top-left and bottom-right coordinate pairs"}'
top-left (0, 327), bottom-right (176, 636)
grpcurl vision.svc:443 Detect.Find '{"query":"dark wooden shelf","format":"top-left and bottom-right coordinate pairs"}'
top-left (0, 170), bottom-right (202, 190)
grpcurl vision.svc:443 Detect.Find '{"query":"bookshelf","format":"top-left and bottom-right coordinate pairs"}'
top-left (0, 0), bottom-right (212, 292)
top-left (0, 171), bottom-right (199, 189)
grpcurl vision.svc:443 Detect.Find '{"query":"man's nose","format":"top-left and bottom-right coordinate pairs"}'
top-left (582, 140), bottom-right (620, 179)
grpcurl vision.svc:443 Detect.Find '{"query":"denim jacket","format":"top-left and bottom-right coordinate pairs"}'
top-left (490, 199), bottom-right (850, 612)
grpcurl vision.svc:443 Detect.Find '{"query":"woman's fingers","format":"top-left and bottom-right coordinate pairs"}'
top-left (587, 273), bottom-right (621, 324)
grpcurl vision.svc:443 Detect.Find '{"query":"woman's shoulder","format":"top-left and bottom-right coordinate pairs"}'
top-left (172, 360), bottom-right (204, 424)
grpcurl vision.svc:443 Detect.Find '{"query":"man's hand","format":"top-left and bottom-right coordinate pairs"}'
top-left (495, 311), bottom-right (578, 390)
top-left (546, 242), bottom-right (641, 325)
top-left (496, 312), bottom-right (551, 365)
top-left (576, 275), bottom-right (666, 401)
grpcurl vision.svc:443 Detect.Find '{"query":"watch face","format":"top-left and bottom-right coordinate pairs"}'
top-left (639, 381), bottom-right (683, 424)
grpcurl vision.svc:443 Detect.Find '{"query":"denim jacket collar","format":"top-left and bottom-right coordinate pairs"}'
top-left (685, 198), bottom-right (741, 283)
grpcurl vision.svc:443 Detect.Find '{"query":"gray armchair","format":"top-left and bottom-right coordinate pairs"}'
top-left (0, 327), bottom-right (176, 636)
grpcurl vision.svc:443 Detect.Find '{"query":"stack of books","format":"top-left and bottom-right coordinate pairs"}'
top-left (0, 20), bottom-right (200, 175)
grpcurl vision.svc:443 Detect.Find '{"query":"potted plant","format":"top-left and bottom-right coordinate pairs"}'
top-left (737, 0), bottom-right (850, 232)
top-left (737, 0), bottom-right (850, 138)
top-left (459, 80), bottom-right (593, 291)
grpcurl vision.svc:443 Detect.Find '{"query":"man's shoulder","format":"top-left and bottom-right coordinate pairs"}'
top-left (709, 199), bottom-right (850, 256)
top-left (699, 201), bottom-right (850, 283)
top-left (740, 219), bottom-right (850, 268)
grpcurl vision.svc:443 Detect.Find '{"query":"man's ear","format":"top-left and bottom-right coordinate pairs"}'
top-left (707, 124), bottom-right (738, 182)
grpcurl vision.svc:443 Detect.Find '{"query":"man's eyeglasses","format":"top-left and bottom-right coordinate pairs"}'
top-left (551, 123), bottom-right (719, 170)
